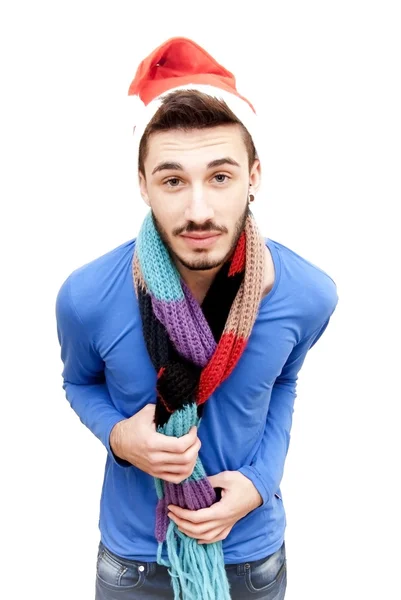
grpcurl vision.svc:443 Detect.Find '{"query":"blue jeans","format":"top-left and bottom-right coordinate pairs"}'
top-left (95, 540), bottom-right (287, 599)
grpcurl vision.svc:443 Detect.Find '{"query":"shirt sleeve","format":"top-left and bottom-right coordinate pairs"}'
top-left (55, 275), bottom-right (131, 467)
top-left (237, 314), bottom-right (335, 506)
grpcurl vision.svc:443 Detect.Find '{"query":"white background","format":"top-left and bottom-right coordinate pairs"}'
top-left (1, 1), bottom-right (400, 598)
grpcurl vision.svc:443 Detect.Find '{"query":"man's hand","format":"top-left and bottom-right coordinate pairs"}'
top-left (167, 471), bottom-right (263, 544)
top-left (110, 404), bottom-right (201, 483)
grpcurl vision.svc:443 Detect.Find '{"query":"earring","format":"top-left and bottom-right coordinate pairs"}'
top-left (249, 193), bottom-right (255, 202)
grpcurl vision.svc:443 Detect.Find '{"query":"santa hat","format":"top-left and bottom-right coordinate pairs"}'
top-left (128, 36), bottom-right (262, 178)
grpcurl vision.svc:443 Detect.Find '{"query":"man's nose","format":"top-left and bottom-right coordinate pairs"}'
top-left (184, 185), bottom-right (215, 224)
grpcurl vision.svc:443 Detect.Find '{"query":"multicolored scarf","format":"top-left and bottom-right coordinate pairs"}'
top-left (132, 211), bottom-right (265, 600)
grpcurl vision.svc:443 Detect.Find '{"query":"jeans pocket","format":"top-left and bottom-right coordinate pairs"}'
top-left (244, 541), bottom-right (287, 594)
top-left (96, 543), bottom-right (146, 591)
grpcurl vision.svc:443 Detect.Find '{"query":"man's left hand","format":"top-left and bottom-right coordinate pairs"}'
top-left (167, 471), bottom-right (263, 545)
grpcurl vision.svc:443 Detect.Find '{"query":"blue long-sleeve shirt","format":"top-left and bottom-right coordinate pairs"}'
top-left (55, 236), bottom-right (338, 563)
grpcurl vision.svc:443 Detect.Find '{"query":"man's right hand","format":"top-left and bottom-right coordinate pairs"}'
top-left (110, 404), bottom-right (201, 484)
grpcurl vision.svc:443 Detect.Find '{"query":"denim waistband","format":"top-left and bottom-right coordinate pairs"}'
top-left (99, 540), bottom-right (284, 578)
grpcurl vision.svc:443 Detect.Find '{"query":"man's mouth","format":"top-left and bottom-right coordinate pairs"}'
top-left (180, 232), bottom-right (222, 248)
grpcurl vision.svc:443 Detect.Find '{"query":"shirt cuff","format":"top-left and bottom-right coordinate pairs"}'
top-left (105, 418), bottom-right (132, 468)
top-left (238, 465), bottom-right (271, 507)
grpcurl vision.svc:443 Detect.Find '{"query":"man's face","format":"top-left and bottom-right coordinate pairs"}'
top-left (139, 124), bottom-right (260, 271)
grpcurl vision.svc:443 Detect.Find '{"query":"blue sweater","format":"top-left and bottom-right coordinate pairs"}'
top-left (55, 236), bottom-right (338, 564)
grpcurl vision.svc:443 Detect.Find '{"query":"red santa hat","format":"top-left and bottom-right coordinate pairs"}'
top-left (128, 36), bottom-right (262, 175)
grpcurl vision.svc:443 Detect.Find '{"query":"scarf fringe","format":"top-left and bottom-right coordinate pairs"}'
top-left (158, 521), bottom-right (231, 600)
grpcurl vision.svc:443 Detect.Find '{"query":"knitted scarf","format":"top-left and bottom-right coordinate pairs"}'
top-left (132, 211), bottom-right (265, 600)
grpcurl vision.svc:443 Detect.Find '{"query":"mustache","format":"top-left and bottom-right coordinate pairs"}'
top-left (173, 222), bottom-right (228, 236)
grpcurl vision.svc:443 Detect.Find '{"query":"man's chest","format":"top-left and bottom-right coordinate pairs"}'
top-left (98, 303), bottom-right (295, 421)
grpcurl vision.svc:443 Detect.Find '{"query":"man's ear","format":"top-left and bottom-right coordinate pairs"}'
top-left (249, 159), bottom-right (261, 194)
top-left (139, 171), bottom-right (150, 206)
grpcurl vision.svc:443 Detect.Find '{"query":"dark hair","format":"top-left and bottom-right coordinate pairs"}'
top-left (138, 89), bottom-right (257, 175)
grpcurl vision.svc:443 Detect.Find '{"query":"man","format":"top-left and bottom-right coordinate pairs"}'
top-left (56, 37), bottom-right (338, 600)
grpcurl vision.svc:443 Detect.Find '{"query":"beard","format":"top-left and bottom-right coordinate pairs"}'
top-left (152, 205), bottom-right (251, 272)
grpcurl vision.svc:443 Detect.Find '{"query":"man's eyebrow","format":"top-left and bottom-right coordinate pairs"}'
top-left (207, 157), bottom-right (240, 169)
top-left (151, 157), bottom-right (241, 176)
top-left (151, 162), bottom-right (183, 175)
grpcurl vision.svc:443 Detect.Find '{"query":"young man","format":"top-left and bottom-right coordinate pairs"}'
top-left (56, 37), bottom-right (338, 600)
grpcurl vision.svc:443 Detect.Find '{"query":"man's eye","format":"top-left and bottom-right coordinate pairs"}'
top-left (165, 178), bottom-right (181, 187)
top-left (214, 174), bottom-right (229, 183)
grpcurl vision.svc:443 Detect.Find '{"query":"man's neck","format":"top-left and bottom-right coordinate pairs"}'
top-left (174, 245), bottom-right (273, 305)
top-left (174, 262), bottom-right (222, 305)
